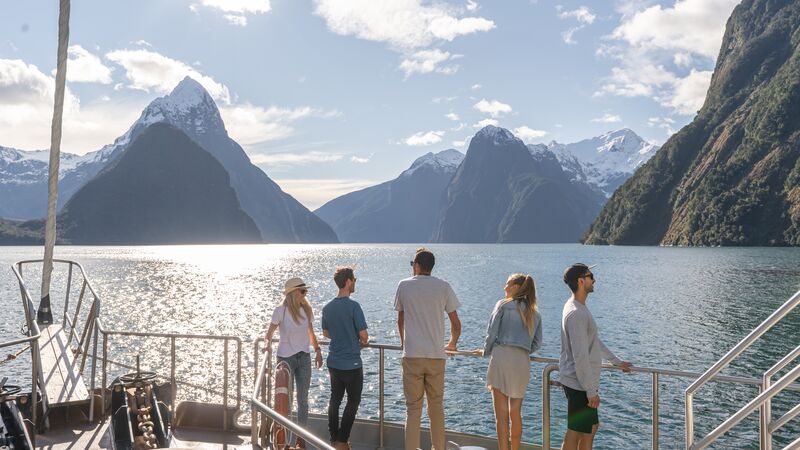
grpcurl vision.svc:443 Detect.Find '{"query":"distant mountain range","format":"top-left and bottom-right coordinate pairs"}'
top-left (316, 149), bottom-right (464, 242)
top-left (318, 126), bottom-right (658, 243)
top-left (584, 0), bottom-right (800, 246)
top-left (0, 77), bottom-right (337, 244)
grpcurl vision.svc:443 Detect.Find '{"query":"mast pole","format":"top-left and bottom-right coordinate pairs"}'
top-left (39, 0), bottom-right (71, 325)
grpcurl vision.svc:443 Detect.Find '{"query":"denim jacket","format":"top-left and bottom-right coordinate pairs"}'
top-left (483, 298), bottom-right (542, 356)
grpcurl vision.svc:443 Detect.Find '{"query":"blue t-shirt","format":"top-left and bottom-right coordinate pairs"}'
top-left (321, 297), bottom-right (368, 370)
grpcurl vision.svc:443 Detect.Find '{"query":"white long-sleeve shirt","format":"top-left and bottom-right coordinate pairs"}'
top-left (559, 297), bottom-right (621, 398)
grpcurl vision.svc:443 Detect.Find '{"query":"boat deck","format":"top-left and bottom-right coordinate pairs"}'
top-left (38, 324), bottom-right (90, 406)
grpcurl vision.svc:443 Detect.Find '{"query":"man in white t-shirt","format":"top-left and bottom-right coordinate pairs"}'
top-left (394, 248), bottom-right (461, 450)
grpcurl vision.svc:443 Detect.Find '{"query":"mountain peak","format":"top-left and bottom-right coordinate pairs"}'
top-left (168, 76), bottom-right (213, 105)
top-left (135, 76), bottom-right (224, 137)
top-left (475, 125), bottom-right (520, 145)
top-left (403, 148), bottom-right (464, 177)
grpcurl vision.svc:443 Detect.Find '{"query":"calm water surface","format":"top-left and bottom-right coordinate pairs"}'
top-left (1, 244), bottom-right (799, 449)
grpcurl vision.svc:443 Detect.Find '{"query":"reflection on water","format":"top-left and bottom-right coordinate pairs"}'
top-left (1, 244), bottom-right (799, 449)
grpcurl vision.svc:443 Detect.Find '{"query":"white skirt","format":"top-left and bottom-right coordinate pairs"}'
top-left (486, 344), bottom-right (531, 399)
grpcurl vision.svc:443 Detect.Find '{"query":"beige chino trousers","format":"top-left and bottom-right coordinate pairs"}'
top-left (402, 357), bottom-right (446, 450)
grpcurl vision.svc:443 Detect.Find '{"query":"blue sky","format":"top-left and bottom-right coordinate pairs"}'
top-left (0, 0), bottom-right (740, 208)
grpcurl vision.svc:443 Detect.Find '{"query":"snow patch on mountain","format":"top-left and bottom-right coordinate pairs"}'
top-left (401, 149), bottom-right (464, 177)
top-left (475, 125), bottom-right (524, 146)
top-left (527, 128), bottom-right (659, 197)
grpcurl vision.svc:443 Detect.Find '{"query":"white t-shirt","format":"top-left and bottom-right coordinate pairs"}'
top-left (270, 305), bottom-right (311, 358)
top-left (394, 275), bottom-right (461, 359)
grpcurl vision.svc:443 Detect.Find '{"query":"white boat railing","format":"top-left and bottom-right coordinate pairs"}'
top-left (13, 259), bottom-right (101, 422)
top-left (685, 289), bottom-right (800, 450)
top-left (254, 338), bottom-right (800, 450)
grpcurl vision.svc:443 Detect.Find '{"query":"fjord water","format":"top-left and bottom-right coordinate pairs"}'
top-left (1, 244), bottom-right (798, 448)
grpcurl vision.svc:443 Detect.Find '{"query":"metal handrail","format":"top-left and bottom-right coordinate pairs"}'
top-left (685, 289), bottom-right (800, 449)
top-left (762, 344), bottom-right (800, 450)
top-left (13, 259), bottom-right (102, 421)
top-left (95, 319), bottom-right (243, 431)
top-left (253, 338), bottom-right (796, 450)
top-left (251, 341), bottom-right (335, 450)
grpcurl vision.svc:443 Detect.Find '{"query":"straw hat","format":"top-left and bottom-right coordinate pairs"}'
top-left (283, 277), bottom-right (308, 295)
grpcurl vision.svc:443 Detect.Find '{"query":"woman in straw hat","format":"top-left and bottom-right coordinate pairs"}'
top-left (265, 277), bottom-right (324, 440)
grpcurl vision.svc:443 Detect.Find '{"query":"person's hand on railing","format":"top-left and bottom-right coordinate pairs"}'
top-left (616, 361), bottom-right (633, 373)
top-left (444, 342), bottom-right (457, 355)
top-left (470, 348), bottom-right (483, 356)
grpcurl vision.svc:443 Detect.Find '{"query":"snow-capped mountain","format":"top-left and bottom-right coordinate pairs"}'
top-left (527, 129), bottom-right (659, 198)
top-left (0, 77), bottom-right (338, 243)
top-left (401, 149), bottom-right (464, 177)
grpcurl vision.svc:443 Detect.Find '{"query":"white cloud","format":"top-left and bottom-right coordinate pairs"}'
top-left (0, 58), bottom-right (144, 152)
top-left (667, 69), bottom-right (712, 115)
top-left (313, 0), bottom-right (494, 77)
top-left (399, 49), bottom-right (461, 77)
top-left (591, 113), bottom-right (622, 123)
top-left (313, 0), bottom-right (495, 50)
top-left (648, 115), bottom-right (677, 136)
top-left (220, 103), bottom-right (341, 146)
top-left (132, 40), bottom-right (152, 48)
top-left (250, 151), bottom-right (344, 166)
top-left (473, 118), bottom-right (499, 128)
top-left (405, 130), bottom-right (445, 146)
top-left (471, 83), bottom-right (482, 90)
top-left (473, 98), bottom-right (512, 117)
top-left (106, 49), bottom-right (232, 104)
top-left (597, 0), bottom-right (736, 116)
top-left (432, 95), bottom-right (458, 103)
top-left (451, 122), bottom-right (466, 131)
top-left (673, 52), bottom-right (693, 67)
top-left (445, 112), bottom-right (460, 121)
top-left (466, 0), bottom-right (479, 12)
top-left (558, 6), bottom-right (596, 24)
top-left (557, 5), bottom-right (595, 44)
top-left (350, 154), bottom-right (372, 163)
top-left (200, 0), bottom-right (271, 14)
top-left (562, 27), bottom-right (583, 45)
top-left (453, 140), bottom-right (467, 148)
top-left (193, 0), bottom-right (271, 25)
top-left (611, 0), bottom-right (738, 59)
top-left (513, 126), bottom-right (547, 141)
top-left (275, 178), bottom-right (379, 210)
top-left (224, 14), bottom-right (248, 26)
top-left (54, 45), bottom-right (113, 84)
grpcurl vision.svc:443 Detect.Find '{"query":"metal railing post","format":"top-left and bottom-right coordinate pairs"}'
top-left (101, 332), bottom-right (108, 417)
top-left (542, 364), bottom-right (557, 450)
top-left (89, 315), bottom-right (99, 422)
top-left (223, 338), bottom-right (229, 431)
top-left (64, 263), bottom-right (73, 326)
top-left (379, 347), bottom-right (385, 449)
top-left (652, 372), bottom-right (659, 450)
top-left (170, 336), bottom-right (177, 417)
top-left (237, 338), bottom-right (242, 412)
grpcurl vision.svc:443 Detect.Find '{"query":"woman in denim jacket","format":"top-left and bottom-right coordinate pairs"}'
top-left (482, 274), bottom-right (542, 450)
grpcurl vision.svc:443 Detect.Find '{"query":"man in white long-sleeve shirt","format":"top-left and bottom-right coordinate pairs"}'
top-left (559, 263), bottom-right (631, 450)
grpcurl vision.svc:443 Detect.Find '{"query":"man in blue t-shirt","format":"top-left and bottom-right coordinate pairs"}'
top-left (321, 267), bottom-right (369, 450)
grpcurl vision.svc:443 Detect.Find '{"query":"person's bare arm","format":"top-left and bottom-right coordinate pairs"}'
top-left (264, 323), bottom-right (279, 352)
top-left (445, 310), bottom-right (461, 352)
top-left (397, 311), bottom-right (404, 347)
top-left (308, 322), bottom-right (323, 368)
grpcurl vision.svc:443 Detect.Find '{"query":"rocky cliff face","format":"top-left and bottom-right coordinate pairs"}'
top-left (432, 126), bottom-right (604, 243)
top-left (584, 0), bottom-right (800, 246)
top-left (58, 123), bottom-right (261, 245)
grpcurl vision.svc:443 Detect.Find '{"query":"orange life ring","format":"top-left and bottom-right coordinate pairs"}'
top-left (271, 361), bottom-right (292, 450)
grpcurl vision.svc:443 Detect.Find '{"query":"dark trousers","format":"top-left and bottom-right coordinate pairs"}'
top-left (328, 367), bottom-right (363, 442)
